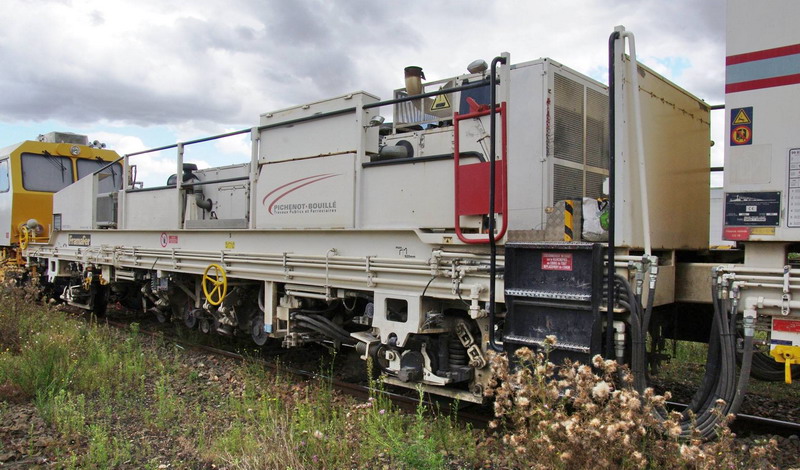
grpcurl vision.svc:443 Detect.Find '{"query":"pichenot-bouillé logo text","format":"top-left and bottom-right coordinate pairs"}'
top-left (271, 201), bottom-right (337, 215)
top-left (262, 173), bottom-right (341, 215)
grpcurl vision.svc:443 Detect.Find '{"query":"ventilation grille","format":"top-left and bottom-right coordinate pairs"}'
top-left (553, 164), bottom-right (584, 203)
top-left (586, 88), bottom-right (609, 170)
top-left (552, 73), bottom-right (609, 204)
top-left (554, 74), bottom-right (584, 165)
top-left (585, 171), bottom-right (606, 199)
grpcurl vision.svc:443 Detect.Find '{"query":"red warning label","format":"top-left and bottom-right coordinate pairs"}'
top-left (541, 252), bottom-right (573, 271)
top-left (723, 226), bottom-right (750, 241)
top-left (773, 319), bottom-right (800, 333)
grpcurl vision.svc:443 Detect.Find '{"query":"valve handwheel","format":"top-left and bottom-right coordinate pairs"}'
top-left (202, 263), bottom-right (228, 306)
top-left (18, 226), bottom-right (30, 250)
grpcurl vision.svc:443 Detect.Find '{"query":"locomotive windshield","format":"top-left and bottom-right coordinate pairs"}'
top-left (20, 152), bottom-right (73, 192)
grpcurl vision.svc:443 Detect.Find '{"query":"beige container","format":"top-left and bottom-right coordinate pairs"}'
top-left (614, 56), bottom-right (711, 250)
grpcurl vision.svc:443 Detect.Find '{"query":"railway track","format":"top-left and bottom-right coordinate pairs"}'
top-left (100, 314), bottom-right (494, 428)
top-left (88, 309), bottom-right (800, 438)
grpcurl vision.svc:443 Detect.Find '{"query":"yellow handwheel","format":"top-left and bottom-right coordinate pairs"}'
top-left (18, 226), bottom-right (30, 250)
top-left (202, 263), bottom-right (227, 306)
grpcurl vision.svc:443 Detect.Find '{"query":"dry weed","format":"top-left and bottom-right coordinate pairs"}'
top-left (486, 344), bottom-right (777, 469)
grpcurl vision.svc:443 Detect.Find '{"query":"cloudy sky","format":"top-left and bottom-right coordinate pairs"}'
top-left (0, 0), bottom-right (726, 185)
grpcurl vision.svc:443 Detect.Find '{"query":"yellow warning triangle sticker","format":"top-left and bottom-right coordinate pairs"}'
top-left (733, 108), bottom-right (751, 124)
top-left (430, 94), bottom-right (451, 111)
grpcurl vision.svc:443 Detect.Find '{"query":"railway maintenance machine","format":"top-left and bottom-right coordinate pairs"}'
top-left (20, 0), bottom-right (800, 437)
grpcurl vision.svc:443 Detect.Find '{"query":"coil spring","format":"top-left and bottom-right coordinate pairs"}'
top-left (449, 335), bottom-right (468, 367)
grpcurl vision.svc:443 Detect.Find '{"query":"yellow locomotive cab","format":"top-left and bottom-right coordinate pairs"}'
top-left (0, 132), bottom-right (120, 263)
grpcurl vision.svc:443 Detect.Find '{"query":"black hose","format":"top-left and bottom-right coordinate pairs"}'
top-left (680, 283), bottom-right (738, 438)
top-left (614, 274), bottom-right (646, 391)
top-left (295, 321), bottom-right (353, 344)
top-left (293, 314), bottom-right (354, 344)
top-left (685, 309), bottom-right (722, 414)
top-left (294, 313), bottom-right (351, 338)
top-left (620, 271), bottom-right (741, 439)
top-left (305, 313), bottom-right (352, 338)
top-left (728, 330), bottom-right (754, 416)
top-left (295, 321), bottom-right (351, 344)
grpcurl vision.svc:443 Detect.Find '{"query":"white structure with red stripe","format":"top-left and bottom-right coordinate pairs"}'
top-left (723, 0), bottom-right (800, 243)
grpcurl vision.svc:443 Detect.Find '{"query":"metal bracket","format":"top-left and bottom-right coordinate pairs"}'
top-left (365, 256), bottom-right (376, 287)
top-left (420, 343), bottom-right (450, 385)
top-left (282, 252), bottom-right (293, 279)
top-left (456, 321), bottom-right (486, 368)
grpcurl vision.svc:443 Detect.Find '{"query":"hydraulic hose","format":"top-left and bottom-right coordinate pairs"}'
top-left (728, 330), bottom-right (754, 416)
top-left (295, 313), bottom-right (352, 338)
top-left (614, 275), bottom-right (647, 392)
top-left (293, 313), bottom-right (354, 344)
top-left (295, 321), bottom-right (351, 344)
top-left (619, 270), bottom-right (743, 439)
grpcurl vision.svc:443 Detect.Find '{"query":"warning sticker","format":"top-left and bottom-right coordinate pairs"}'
top-left (723, 227), bottom-right (750, 241)
top-left (733, 108), bottom-right (751, 125)
top-left (430, 93), bottom-right (451, 111)
top-left (774, 319), bottom-right (800, 333)
top-left (730, 106), bottom-right (753, 146)
top-left (731, 125), bottom-right (752, 145)
top-left (160, 232), bottom-right (179, 247)
top-left (541, 252), bottom-right (573, 271)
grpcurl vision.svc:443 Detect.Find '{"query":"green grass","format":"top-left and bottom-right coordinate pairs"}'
top-left (0, 286), bottom-right (485, 468)
top-left (8, 283), bottom-right (783, 469)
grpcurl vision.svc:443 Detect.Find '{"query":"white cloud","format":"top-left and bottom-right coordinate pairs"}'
top-left (0, 0), bottom-right (728, 187)
top-left (0, 0), bottom-right (726, 130)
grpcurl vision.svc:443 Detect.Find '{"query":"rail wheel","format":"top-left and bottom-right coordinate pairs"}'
top-left (251, 283), bottom-right (269, 345)
top-left (199, 317), bottom-right (212, 334)
top-left (251, 318), bottom-right (268, 346)
top-left (155, 309), bottom-right (171, 323)
top-left (185, 308), bottom-right (201, 329)
top-left (202, 264), bottom-right (227, 306)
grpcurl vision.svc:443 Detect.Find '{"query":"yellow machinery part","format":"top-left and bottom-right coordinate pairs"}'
top-left (202, 263), bottom-right (228, 306)
top-left (18, 225), bottom-right (29, 250)
top-left (770, 345), bottom-right (800, 384)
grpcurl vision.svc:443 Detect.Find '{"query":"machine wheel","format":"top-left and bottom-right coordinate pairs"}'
top-left (251, 319), bottom-right (268, 346)
top-left (199, 318), bottom-right (212, 334)
top-left (155, 310), bottom-right (171, 323)
top-left (184, 308), bottom-right (200, 329)
top-left (202, 264), bottom-right (227, 306)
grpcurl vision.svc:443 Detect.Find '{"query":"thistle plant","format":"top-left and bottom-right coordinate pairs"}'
top-left (485, 338), bottom-right (777, 469)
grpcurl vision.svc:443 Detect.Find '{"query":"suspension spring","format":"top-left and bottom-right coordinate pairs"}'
top-left (449, 335), bottom-right (468, 367)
